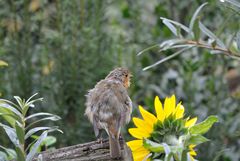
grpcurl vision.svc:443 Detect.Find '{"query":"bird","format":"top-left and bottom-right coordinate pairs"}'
top-left (85, 67), bottom-right (132, 159)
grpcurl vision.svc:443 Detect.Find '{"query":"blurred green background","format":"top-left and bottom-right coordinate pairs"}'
top-left (0, 0), bottom-right (240, 160)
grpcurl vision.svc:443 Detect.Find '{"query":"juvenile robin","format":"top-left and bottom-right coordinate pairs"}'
top-left (85, 67), bottom-right (132, 159)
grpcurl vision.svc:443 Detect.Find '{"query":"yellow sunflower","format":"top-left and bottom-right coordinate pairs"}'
top-left (127, 95), bottom-right (197, 161)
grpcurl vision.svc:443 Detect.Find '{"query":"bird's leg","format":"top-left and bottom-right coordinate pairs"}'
top-left (96, 130), bottom-right (103, 144)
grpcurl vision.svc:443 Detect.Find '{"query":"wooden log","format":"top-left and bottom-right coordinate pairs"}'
top-left (32, 139), bottom-right (133, 161)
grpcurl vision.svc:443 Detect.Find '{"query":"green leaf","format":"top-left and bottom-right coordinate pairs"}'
top-left (224, 0), bottom-right (240, 8)
top-left (236, 31), bottom-right (240, 50)
top-left (189, 3), bottom-right (208, 31)
top-left (15, 121), bottom-right (25, 145)
top-left (41, 136), bottom-right (57, 147)
top-left (31, 135), bottom-right (57, 147)
top-left (25, 126), bottom-right (58, 140)
top-left (15, 146), bottom-right (25, 161)
top-left (199, 22), bottom-right (226, 49)
top-left (0, 151), bottom-right (7, 160)
top-left (165, 152), bottom-right (174, 161)
top-left (26, 131), bottom-right (48, 161)
top-left (0, 60), bottom-right (8, 67)
top-left (143, 138), bottom-right (164, 153)
top-left (0, 145), bottom-right (17, 160)
top-left (160, 17), bottom-right (190, 33)
top-left (187, 134), bottom-right (209, 146)
top-left (0, 123), bottom-right (19, 146)
top-left (159, 39), bottom-right (186, 50)
top-left (189, 115), bottom-right (218, 135)
top-left (0, 109), bottom-right (19, 127)
top-left (0, 99), bottom-right (22, 112)
top-left (193, 18), bottom-right (200, 41)
top-left (162, 19), bottom-right (177, 36)
top-left (4, 148), bottom-right (16, 160)
top-left (25, 112), bottom-right (59, 121)
top-left (13, 96), bottom-right (24, 109)
top-left (26, 93), bottom-right (39, 103)
top-left (23, 96), bottom-right (43, 116)
top-left (143, 47), bottom-right (193, 71)
top-left (0, 102), bottom-right (23, 119)
top-left (26, 116), bottom-right (61, 129)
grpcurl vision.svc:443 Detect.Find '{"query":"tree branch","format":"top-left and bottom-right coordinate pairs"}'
top-left (30, 139), bottom-right (133, 161)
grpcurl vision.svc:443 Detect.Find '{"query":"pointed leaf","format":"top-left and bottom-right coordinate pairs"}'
top-left (26, 116), bottom-right (61, 129)
top-left (160, 17), bottom-right (190, 33)
top-left (137, 44), bottom-right (159, 56)
top-left (193, 18), bottom-right (200, 41)
top-left (225, 0), bottom-right (240, 8)
top-left (189, 3), bottom-right (208, 31)
top-left (0, 145), bottom-right (17, 160)
top-left (199, 22), bottom-right (226, 48)
top-left (143, 47), bottom-right (193, 71)
top-left (23, 97), bottom-right (43, 116)
top-left (143, 138), bottom-right (164, 153)
top-left (25, 126), bottom-right (58, 140)
top-left (0, 99), bottom-right (22, 111)
top-left (159, 39), bottom-right (186, 50)
top-left (0, 109), bottom-right (20, 127)
top-left (0, 151), bottom-right (7, 160)
top-left (25, 98), bottom-right (43, 108)
top-left (13, 96), bottom-right (23, 108)
top-left (0, 123), bottom-right (19, 146)
top-left (190, 115), bottom-right (218, 135)
top-left (0, 102), bottom-right (22, 118)
top-left (187, 134), bottom-right (209, 146)
top-left (25, 112), bottom-right (60, 121)
top-left (26, 131), bottom-right (48, 161)
top-left (236, 31), bottom-right (240, 50)
top-left (163, 19), bottom-right (177, 36)
top-left (4, 148), bottom-right (17, 160)
top-left (26, 93), bottom-right (39, 103)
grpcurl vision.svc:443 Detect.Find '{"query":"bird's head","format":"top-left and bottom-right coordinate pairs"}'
top-left (106, 67), bottom-right (132, 88)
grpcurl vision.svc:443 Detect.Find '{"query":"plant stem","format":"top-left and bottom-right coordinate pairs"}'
top-left (186, 40), bottom-right (240, 58)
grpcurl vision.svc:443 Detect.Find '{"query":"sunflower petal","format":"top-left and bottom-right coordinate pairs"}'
top-left (189, 150), bottom-right (197, 156)
top-left (175, 103), bottom-right (184, 119)
top-left (127, 140), bottom-right (143, 151)
top-left (164, 95), bottom-right (176, 118)
top-left (132, 147), bottom-right (150, 161)
top-left (185, 117), bottom-right (198, 128)
top-left (129, 128), bottom-right (150, 139)
top-left (132, 117), bottom-right (152, 133)
top-left (139, 105), bottom-right (157, 127)
top-left (154, 96), bottom-right (165, 122)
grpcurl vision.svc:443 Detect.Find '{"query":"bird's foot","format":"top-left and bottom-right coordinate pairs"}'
top-left (96, 138), bottom-right (103, 144)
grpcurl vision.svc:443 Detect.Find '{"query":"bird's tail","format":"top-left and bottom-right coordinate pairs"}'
top-left (109, 135), bottom-right (121, 158)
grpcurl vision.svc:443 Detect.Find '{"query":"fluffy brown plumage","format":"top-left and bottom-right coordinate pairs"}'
top-left (85, 67), bottom-right (132, 159)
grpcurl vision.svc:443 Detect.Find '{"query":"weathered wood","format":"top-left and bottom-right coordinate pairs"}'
top-left (32, 139), bottom-right (133, 161)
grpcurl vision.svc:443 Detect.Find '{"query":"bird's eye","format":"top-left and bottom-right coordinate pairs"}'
top-left (125, 74), bottom-right (128, 77)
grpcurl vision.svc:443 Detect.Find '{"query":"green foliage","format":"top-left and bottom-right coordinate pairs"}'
top-left (0, 94), bottom-right (61, 161)
top-left (0, 0), bottom-right (239, 160)
top-left (189, 115), bottom-right (218, 135)
top-left (139, 2), bottom-right (240, 71)
top-left (0, 146), bottom-right (16, 161)
top-left (30, 135), bottom-right (57, 152)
